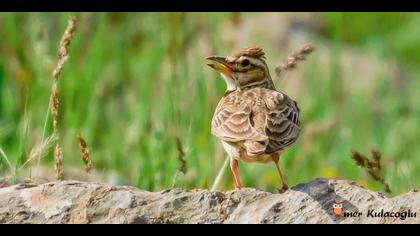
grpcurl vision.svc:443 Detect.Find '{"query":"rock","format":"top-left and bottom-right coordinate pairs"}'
top-left (0, 178), bottom-right (418, 224)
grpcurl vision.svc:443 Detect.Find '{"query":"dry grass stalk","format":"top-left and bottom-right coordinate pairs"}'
top-left (275, 43), bottom-right (315, 78)
top-left (350, 148), bottom-right (391, 194)
top-left (22, 134), bottom-right (58, 168)
top-left (54, 144), bottom-right (63, 181)
top-left (172, 137), bottom-right (187, 187)
top-left (211, 156), bottom-right (229, 192)
top-left (53, 16), bottom-right (77, 82)
top-left (51, 83), bottom-right (60, 132)
top-left (51, 16), bottom-right (78, 181)
top-left (0, 147), bottom-right (14, 172)
top-left (76, 134), bottom-right (92, 173)
top-left (175, 137), bottom-right (187, 174)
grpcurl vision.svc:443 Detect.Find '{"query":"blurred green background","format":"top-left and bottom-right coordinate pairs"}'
top-left (0, 13), bottom-right (419, 195)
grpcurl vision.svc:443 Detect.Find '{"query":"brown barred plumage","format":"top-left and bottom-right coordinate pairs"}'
top-left (206, 47), bottom-right (302, 191)
top-left (212, 88), bottom-right (300, 158)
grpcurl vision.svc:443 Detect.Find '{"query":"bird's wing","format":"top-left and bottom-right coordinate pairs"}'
top-left (211, 102), bottom-right (268, 155)
top-left (263, 90), bottom-right (301, 154)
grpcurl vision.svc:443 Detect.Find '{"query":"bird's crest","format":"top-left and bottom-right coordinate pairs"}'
top-left (230, 47), bottom-right (266, 59)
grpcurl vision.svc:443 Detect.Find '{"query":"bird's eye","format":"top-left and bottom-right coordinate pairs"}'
top-left (338, 204), bottom-right (343, 208)
top-left (333, 204), bottom-right (338, 208)
top-left (241, 59), bottom-right (250, 67)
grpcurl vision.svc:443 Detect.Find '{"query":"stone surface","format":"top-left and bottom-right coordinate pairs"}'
top-left (0, 178), bottom-right (418, 224)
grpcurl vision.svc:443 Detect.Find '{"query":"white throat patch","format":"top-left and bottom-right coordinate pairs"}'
top-left (221, 73), bottom-right (237, 91)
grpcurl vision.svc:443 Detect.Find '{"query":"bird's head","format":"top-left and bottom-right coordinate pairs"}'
top-left (206, 47), bottom-right (274, 91)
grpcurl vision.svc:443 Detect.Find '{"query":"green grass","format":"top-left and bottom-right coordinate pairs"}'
top-left (0, 12), bottom-right (419, 195)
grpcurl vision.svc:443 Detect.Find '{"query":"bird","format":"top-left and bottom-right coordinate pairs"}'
top-left (206, 47), bottom-right (301, 192)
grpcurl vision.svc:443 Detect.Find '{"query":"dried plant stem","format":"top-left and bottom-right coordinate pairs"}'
top-left (22, 134), bottom-right (58, 169)
top-left (53, 16), bottom-right (77, 82)
top-left (350, 148), bottom-right (391, 194)
top-left (52, 82), bottom-right (62, 180)
top-left (211, 156), bottom-right (229, 192)
top-left (51, 16), bottom-right (78, 181)
top-left (76, 134), bottom-right (92, 173)
top-left (51, 83), bottom-right (60, 133)
top-left (172, 137), bottom-right (187, 188)
top-left (171, 171), bottom-right (180, 188)
top-left (0, 147), bottom-right (14, 172)
top-left (54, 145), bottom-right (63, 181)
top-left (175, 137), bottom-right (187, 174)
top-left (37, 96), bottom-right (52, 167)
top-left (275, 43), bottom-right (315, 78)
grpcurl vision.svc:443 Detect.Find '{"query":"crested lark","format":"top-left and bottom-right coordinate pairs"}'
top-left (206, 47), bottom-right (301, 192)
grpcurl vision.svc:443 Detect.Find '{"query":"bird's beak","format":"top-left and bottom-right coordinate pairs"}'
top-left (206, 56), bottom-right (233, 77)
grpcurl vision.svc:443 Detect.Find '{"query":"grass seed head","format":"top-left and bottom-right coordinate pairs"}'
top-left (77, 134), bottom-right (92, 174)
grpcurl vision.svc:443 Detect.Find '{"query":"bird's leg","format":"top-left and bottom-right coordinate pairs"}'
top-left (272, 153), bottom-right (289, 192)
top-left (230, 158), bottom-right (242, 190)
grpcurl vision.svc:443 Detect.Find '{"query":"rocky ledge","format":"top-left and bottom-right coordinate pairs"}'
top-left (0, 178), bottom-right (418, 224)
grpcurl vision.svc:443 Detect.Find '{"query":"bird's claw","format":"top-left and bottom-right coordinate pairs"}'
top-left (277, 184), bottom-right (289, 193)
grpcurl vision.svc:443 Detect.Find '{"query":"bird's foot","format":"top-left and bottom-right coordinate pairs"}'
top-left (277, 184), bottom-right (289, 193)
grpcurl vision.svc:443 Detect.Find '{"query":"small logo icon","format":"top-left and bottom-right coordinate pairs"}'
top-left (333, 201), bottom-right (343, 217)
